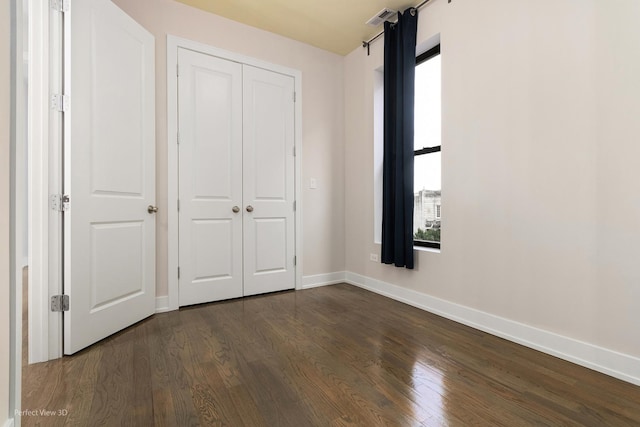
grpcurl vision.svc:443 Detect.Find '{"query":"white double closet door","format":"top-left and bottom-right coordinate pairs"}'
top-left (178, 48), bottom-right (296, 306)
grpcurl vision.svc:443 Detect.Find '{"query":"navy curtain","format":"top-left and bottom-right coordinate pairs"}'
top-left (381, 8), bottom-right (418, 269)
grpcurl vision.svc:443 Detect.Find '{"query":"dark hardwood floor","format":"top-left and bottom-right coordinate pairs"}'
top-left (22, 283), bottom-right (640, 426)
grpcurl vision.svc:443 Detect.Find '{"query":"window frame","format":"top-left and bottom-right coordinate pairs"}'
top-left (413, 44), bottom-right (441, 250)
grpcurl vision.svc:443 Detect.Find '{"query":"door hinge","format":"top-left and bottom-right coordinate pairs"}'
top-left (178, 267), bottom-right (181, 279)
top-left (293, 256), bottom-right (297, 266)
top-left (51, 295), bottom-right (69, 312)
top-left (293, 92), bottom-right (296, 103)
top-left (176, 64), bottom-right (179, 77)
top-left (293, 200), bottom-right (296, 211)
top-left (50, 194), bottom-right (70, 212)
top-left (177, 199), bottom-right (180, 212)
top-left (293, 146), bottom-right (296, 157)
top-left (50, 94), bottom-right (69, 112)
top-left (50, 0), bottom-right (69, 13)
top-left (177, 132), bottom-right (180, 145)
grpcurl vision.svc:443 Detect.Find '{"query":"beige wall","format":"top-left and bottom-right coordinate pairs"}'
top-left (1, 0), bottom-right (11, 422)
top-left (345, 0), bottom-right (640, 359)
top-left (593, 0), bottom-right (640, 356)
top-left (112, 0), bottom-right (346, 295)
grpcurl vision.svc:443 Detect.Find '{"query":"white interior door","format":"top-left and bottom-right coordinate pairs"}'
top-left (176, 51), bottom-right (295, 306)
top-left (64, 0), bottom-right (156, 354)
top-left (177, 49), bottom-right (243, 306)
top-left (242, 66), bottom-right (296, 296)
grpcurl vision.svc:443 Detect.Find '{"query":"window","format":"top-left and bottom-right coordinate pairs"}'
top-left (413, 45), bottom-right (441, 249)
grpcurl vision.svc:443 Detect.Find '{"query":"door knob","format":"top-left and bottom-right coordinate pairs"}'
top-left (147, 205), bottom-right (158, 214)
top-left (232, 206), bottom-right (240, 213)
top-left (246, 205), bottom-right (254, 212)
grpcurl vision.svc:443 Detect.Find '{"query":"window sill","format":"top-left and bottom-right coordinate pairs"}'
top-left (414, 245), bottom-right (440, 254)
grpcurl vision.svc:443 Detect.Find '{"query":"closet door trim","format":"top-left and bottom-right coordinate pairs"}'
top-left (166, 35), bottom-right (302, 312)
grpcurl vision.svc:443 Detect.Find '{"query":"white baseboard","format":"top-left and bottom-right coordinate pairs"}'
top-left (155, 296), bottom-right (171, 313)
top-left (158, 271), bottom-right (348, 310)
top-left (301, 272), bottom-right (346, 289)
top-left (345, 271), bottom-right (640, 387)
top-left (4, 418), bottom-right (14, 427)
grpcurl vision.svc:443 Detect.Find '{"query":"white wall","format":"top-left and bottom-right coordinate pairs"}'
top-left (112, 0), bottom-right (346, 296)
top-left (593, 0), bottom-right (640, 358)
top-left (345, 0), bottom-right (640, 373)
top-left (1, 0), bottom-right (12, 422)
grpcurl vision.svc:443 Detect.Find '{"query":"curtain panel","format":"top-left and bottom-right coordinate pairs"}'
top-left (381, 8), bottom-right (418, 269)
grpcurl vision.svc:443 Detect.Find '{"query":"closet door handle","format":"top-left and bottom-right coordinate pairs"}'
top-left (232, 206), bottom-right (240, 213)
top-left (246, 205), bottom-right (254, 213)
top-left (147, 205), bottom-right (158, 214)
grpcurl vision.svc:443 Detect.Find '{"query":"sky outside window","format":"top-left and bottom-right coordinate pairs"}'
top-left (414, 54), bottom-right (441, 193)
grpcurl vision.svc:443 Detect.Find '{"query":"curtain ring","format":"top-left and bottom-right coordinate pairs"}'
top-left (410, 7), bottom-right (417, 16)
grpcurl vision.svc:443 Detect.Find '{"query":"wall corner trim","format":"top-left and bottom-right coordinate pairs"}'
top-left (155, 296), bottom-right (171, 314)
top-left (344, 271), bottom-right (640, 387)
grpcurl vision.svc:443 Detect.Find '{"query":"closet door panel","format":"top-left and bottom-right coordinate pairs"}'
top-left (178, 48), bottom-right (243, 306)
top-left (242, 65), bottom-right (296, 296)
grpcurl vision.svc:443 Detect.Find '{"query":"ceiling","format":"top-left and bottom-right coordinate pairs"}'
top-left (175, 0), bottom-right (419, 56)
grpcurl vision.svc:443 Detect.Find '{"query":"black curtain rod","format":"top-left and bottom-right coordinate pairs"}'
top-left (362, 0), bottom-right (449, 55)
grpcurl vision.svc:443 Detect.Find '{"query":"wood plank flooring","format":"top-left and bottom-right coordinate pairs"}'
top-left (22, 283), bottom-right (640, 426)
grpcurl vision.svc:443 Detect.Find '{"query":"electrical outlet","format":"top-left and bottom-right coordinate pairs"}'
top-left (310, 178), bottom-right (317, 189)
top-left (370, 253), bottom-right (379, 262)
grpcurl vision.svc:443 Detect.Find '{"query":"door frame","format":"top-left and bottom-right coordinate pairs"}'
top-left (28, 0), bottom-right (64, 363)
top-left (9, 0), bottom-right (23, 422)
top-left (166, 35), bottom-right (303, 311)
